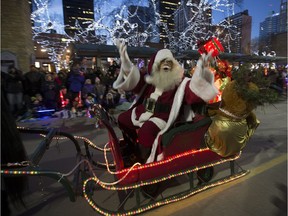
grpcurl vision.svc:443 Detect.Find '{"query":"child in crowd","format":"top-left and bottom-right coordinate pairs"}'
top-left (41, 73), bottom-right (59, 109)
top-left (82, 78), bottom-right (95, 100)
top-left (85, 94), bottom-right (101, 128)
top-left (31, 94), bottom-right (45, 110)
top-left (71, 96), bottom-right (85, 117)
top-left (102, 92), bottom-right (116, 114)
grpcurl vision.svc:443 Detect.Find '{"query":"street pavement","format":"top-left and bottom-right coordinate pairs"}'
top-left (8, 98), bottom-right (287, 216)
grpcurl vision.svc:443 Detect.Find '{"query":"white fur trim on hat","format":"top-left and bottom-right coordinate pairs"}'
top-left (154, 49), bottom-right (174, 65)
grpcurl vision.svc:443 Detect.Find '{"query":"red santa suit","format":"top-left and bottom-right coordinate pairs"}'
top-left (113, 48), bottom-right (218, 163)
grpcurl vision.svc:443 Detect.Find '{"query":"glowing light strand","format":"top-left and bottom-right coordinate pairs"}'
top-left (17, 126), bottom-right (110, 152)
top-left (82, 159), bottom-right (248, 216)
top-left (10, 126), bottom-right (249, 216)
top-left (83, 171), bottom-right (249, 216)
top-left (15, 126), bottom-right (241, 190)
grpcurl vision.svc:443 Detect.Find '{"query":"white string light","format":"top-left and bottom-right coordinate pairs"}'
top-left (30, 0), bottom-right (244, 68)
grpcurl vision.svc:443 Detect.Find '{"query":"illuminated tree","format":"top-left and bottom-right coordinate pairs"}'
top-left (31, 0), bottom-right (244, 66)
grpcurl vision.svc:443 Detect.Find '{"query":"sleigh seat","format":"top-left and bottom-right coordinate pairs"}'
top-left (160, 113), bottom-right (212, 158)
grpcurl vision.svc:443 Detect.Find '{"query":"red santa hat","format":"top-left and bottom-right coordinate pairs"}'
top-left (147, 49), bottom-right (175, 74)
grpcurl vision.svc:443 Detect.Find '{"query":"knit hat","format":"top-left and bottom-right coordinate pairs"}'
top-left (147, 49), bottom-right (175, 74)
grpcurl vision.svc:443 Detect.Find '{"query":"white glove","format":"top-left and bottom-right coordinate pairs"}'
top-left (115, 39), bottom-right (132, 75)
top-left (196, 51), bottom-right (215, 83)
top-left (196, 51), bottom-right (215, 69)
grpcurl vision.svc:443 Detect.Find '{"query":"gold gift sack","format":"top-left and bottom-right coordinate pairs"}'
top-left (205, 113), bottom-right (259, 157)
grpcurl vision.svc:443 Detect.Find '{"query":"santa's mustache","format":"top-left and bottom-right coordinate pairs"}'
top-left (162, 65), bottom-right (171, 72)
top-left (148, 67), bottom-right (172, 77)
top-left (159, 60), bottom-right (173, 72)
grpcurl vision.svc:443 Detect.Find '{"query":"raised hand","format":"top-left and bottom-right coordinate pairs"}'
top-left (115, 39), bottom-right (132, 75)
top-left (197, 51), bottom-right (215, 69)
top-left (195, 51), bottom-right (215, 83)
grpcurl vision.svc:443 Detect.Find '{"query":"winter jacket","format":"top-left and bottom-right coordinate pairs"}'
top-left (5, 72), bottom-right (24, 94)
top-left (67, 73), bottom-right (85, 93)
top-left (24, 71), bottom-right (45, 96)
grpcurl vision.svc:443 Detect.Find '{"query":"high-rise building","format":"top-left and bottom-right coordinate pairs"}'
top-left (174, 0), bottom-right (212, 50)
top-left (259, 0), bottom-right (287, 54)
top-left (158, 0), bottom-right (180, 44)
top-left (62, 0), bottom-right (94, 37)
top-left (278, 0), bottom-right (287, 33)
top-left (274, 0), bottom-right (287, 57)
top-left (128, 5), bottom-right (159, 43)
top-left (174, 0), bottom-right (193, 33)
top-left (174, 0), bottom-right (212, 32)
top-left (223, 10), bottom-right (252, 54)
top-left (259, 13), bottom-right (280, 39)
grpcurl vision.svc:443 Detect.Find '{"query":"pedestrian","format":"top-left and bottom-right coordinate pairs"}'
top-left (23, 65), bottom-right (45, 110)
top-left (93, 77), bottom-right (106, 104)
top-left (67, 61), bottom-right (85, 101)
top-left (41, 73), bottom-right (59, 109)
top-left (82, 78), bottom-right (95, 100)
top-left (4, 66), bottom-right (25, 117)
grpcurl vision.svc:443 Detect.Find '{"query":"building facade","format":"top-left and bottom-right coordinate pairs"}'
top-left (226, 10), bottom-right (252, 54)
top-left (259, 0), bottom-right (287, 54)
top-left (174, 0), bottom-right (193, 33)
top-left (62, 0), bottom-right (94, 38)
top-left (1, 0), bottom-right (34, 73)
top-left (158, 0), bottom-right (180, 44)
top-left (128, 5), bottom-right (159, 43)
top-left (174, 0), bottom-right (212, 51)
top-left (259, 13), bottom-right (279, 39)
top-left (279, 0), bottom-right (287, 34)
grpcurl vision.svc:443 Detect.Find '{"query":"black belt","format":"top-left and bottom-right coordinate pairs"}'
top-left (143, 98), bottom-right (171, 113)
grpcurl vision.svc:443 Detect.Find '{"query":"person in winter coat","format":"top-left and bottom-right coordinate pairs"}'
top-left (23, 65), bottom-right (45, 97)
top-left (93, 77), bottom-right (106, 104)
top-left (23, 65), bottom-right (45, 110)
top-left (67, 61), bottom-right (85, 101)
top-left (82, 79), bottom-right (95, 100)
top-left (4, 66), bottom-right (25, 116)
top-left (41, 73), bottom-right (59, 109)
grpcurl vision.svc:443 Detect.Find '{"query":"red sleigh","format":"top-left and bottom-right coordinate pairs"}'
top-left (82, 104), bottom-right (250, 215)
top-left (1, 104), bottom-right (249, 215)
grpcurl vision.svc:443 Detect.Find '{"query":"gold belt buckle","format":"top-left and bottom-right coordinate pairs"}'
top-left (145, 98), bottom-right (156, 113)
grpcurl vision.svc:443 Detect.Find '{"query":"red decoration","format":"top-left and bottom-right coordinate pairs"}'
top-left (208, 60), bottom-right (232, 104)
top-left (59, 90), bottom-right (68, 108)
top-left (78, 91), bottom-right (82, 106)
top-left (216, 59), bottom-right (232, 79)
top-left (198, 37), bottom-right (224, 57)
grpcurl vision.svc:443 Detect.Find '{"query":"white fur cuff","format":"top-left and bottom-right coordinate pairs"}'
top-left (113, 65), bottom-right (140, 91)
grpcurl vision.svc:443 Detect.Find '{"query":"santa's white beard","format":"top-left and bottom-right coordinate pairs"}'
top-left (145, 62), bottom-right (184, 92)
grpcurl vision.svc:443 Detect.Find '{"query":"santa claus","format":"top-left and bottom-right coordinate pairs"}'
top-left (113, 40), bottom-right (218, 163)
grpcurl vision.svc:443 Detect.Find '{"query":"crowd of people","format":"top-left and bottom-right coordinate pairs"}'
top-left (1, 59), bottom-right (287, 124)
top-left (1, 60), bottom-right (136, 123)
